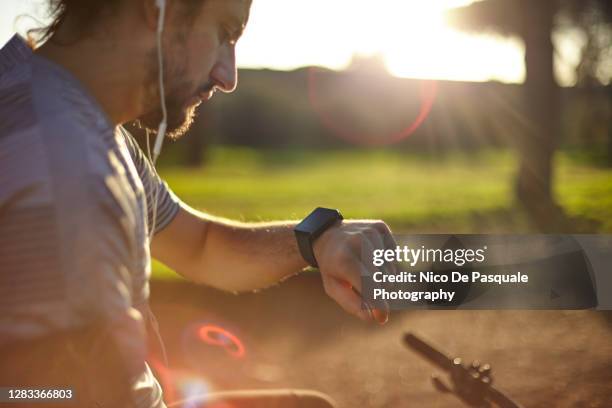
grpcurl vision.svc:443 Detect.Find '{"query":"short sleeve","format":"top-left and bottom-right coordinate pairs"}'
top-left (0, 127), bottom-right (148, 378)
top-left (119, 126), bottom-right (181, 235)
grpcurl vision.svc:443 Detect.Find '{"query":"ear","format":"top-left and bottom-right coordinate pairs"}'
top-left (142, 0), bottom-right (160, 32)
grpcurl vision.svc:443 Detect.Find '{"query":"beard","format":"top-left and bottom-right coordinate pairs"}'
top-left (138, 92), bottom-right (199, 140)
top-left (137, 48), bottom-right (212, 140)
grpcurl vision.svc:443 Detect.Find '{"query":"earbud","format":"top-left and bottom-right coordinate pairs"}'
top-left (155, 0), bottom-right (166, 33)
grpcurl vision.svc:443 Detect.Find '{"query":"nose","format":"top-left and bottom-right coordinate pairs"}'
top-left (210, 44), bottom-right (238, 93)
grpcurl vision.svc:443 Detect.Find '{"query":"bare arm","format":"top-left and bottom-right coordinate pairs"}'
top-left (151, 203), bottom-right (392, 323)
top-left (151, 204), bottom-right (307, 292)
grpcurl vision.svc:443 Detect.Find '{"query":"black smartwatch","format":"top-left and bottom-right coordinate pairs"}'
top-left (294, 207), bottom-right (343, 268)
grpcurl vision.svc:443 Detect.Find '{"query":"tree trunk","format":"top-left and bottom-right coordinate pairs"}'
top-left (516, 0), bottom-right (562, 229)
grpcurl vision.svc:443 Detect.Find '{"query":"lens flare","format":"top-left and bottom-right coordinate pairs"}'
top-left (197, 325), bottom-right (246, 359)
top-left (308, 67), bottom-right (438, 146)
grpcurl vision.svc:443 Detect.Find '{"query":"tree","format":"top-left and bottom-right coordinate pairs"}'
top-left (447, 0), bottom-right (611, 230)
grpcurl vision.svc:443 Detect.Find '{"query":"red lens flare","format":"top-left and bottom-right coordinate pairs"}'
top-left (148, 356), bottom-right (179, 404)
top-left (197, 325), bottom-right (246, 359)
top-left (308, 67), bottom-right (438, 147)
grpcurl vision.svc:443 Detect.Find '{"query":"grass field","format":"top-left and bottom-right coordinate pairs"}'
top-left (153, 147), bottom-right (612, 278)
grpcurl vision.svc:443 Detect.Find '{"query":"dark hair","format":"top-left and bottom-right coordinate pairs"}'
top-left (32, 0), bottom-right (202, 45)
top-left (30, 0), bottom-right (123, 45)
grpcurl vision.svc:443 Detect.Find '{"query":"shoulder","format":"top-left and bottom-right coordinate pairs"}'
top-left (1, 53), bottom-right (128, 185)
top-left (0, 51), bottom-right (142, 239)
top-left (0, 95), bottom-right (135, 245)
top-left (0, 52), bottom-right (119, 176)
top-left (28, 54), bottom-right (113, 147)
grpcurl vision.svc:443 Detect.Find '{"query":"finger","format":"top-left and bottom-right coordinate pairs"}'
top-left (373, 220), bottom-right (393, 235)
top-left (361, 232), bottom-right (391, 323)
top-left (329, 254), bottom-right (364, 295)
top-left (337, 264), bottom-right (389, 325)
top-left (323, 275), bottom-right (373, 322)
top-left (373, 222), bottom-right (401, 275)
top-left (371, 307), bottom-right (389, 325)
top-left (338, 277), bottom-right (380, 322)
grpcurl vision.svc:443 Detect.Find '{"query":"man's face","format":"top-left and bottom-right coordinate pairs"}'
top-left (138, 0), bottom-right (251, 139)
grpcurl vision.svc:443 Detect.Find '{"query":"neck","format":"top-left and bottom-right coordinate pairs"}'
top-left (36, 34), bottom-right (149, 125)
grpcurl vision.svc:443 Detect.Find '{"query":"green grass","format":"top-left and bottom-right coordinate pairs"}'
top-left (153, 147), bottom-right (612, 279)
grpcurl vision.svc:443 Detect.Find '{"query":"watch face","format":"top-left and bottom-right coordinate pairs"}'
top-left (294, 207), bottom-right (343, 267)
top-left (295, 207), bottom-right (342, 235)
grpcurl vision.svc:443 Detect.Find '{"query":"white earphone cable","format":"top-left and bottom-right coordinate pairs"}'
top-left (146, 0), bottom-right (169, 367)
top-left (147, 0), bottom-right (167, 242)
top-left (145, 129), bottom-right (160, 243)
top-left (152, 0), bottom-right (168, 165)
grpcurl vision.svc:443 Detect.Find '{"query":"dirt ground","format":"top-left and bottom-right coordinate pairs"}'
top-left (149, 275), bottom-right (612, 408)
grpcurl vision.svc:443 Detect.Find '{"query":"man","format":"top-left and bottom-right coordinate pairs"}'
top-left (0, 0), bottom-right (392, 406)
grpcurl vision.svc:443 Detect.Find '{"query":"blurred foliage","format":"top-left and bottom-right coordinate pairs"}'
top-left (446, 0), bottom-right (611, 225)
top-left (152, 147), bottom-right (612, 279)
top-left (562, 0), bottom-right (612, 85)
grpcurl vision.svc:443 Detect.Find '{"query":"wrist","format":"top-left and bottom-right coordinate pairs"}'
top-left (311, 219), bottom-right (342, 264)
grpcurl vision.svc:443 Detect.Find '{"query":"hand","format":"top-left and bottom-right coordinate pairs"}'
top-left (313, 220), bottom-right (395, 324)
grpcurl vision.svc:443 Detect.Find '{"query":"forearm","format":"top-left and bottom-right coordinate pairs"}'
top-left (152, 205), bottom-right (308, 292)
top-left (195, 216), bottom-right (309, 292)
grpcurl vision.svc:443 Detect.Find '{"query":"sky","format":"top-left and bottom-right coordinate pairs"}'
top-left (0, 0), bottom-right (581, 85)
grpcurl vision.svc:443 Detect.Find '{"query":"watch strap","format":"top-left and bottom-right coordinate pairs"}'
top-left (294, 207), bottom-right (343, 267)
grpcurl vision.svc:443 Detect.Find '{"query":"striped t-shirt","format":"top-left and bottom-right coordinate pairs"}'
top-left (0, 35), bottom-right (180, 407)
